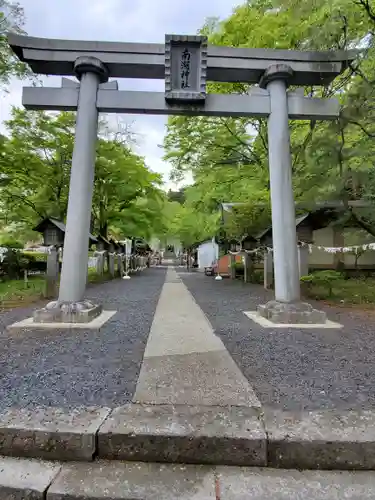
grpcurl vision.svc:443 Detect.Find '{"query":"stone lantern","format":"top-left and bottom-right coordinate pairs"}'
top-left (33, 218), bottom-right (65, 247)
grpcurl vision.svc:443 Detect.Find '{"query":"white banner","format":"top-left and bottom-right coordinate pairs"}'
top-left (299, 241), bottom-right (375, 254)
top-left (88, 256), bottom-right (98, 268)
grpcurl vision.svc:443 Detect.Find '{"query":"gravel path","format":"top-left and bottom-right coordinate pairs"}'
top-left (0, 267), bottom-right (166, 411)
top-left (179, 271), bottom-right (375, 412)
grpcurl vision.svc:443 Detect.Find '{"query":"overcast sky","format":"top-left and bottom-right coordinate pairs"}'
top-left (0, 0), bottom-right (240, 189)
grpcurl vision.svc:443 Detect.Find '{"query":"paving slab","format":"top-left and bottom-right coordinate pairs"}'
top-left (135, 268), bottom-right (260, 408)
top-left (134, 350), bottom-right (261, 407)
top-left (0, 406), bottom-right (110, 461)
top-left (7, 310), bottom-right (117, 332)
top-left (3, 456), bottom-right (375, 500)
top-left (265, 408), bottom-right (375, 470)
top-left (144, 271), bottom-right (224, 357)
top-left (98, 403), bottom-right (266, 466)
top-left (47, 460), bottom-right (215, 500)
top-left (244, 311), bottom-right (343, 329)
top-left (216, 466), bottom-right (375, 499)
top-left (0, 456), bottom-right (61, 500)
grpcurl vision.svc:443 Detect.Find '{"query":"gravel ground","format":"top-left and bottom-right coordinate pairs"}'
top-left (0, 267), bottom-right (166, 411)
top-left (179, 271), bottom-right (375, 412)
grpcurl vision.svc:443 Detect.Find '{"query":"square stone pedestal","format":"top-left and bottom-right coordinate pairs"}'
top-left (257, 300), bottom-right (326, 325)
top-left (33, 300), bottom-right (102, 324)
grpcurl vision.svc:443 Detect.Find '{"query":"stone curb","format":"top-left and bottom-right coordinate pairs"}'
top-left (3, 456), bottom-right (375, 499)
top-left (0, 404), bottom-right (375, 470)
top-left (264, 408), bottom-right (375, 470)
top-left (97, 403), bottom-right (266, 466)
top-left (0, 406), bottom-right (111, 461)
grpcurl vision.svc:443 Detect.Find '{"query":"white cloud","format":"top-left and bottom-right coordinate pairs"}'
top-left (1, 0), bottom-right (239, 185)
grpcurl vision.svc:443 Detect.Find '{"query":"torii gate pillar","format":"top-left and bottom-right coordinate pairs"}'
top-left (34, 56), bottom-right (108, 323)
top-left (256, 64), bottom-right (326, 323)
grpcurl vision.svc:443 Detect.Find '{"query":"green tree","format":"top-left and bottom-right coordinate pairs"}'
top-left (0, 109), bottom-right (75, 225)
top-left (0, 108), bottom-right (166, 242)
top-left (0, 1), bottom-right (31, 90)
top-left (165, 202), bottom-right (217, 250)
top-left (163, 0), bottom-right (375, 239)
top-left (92, 137), bottom-right (164, 239)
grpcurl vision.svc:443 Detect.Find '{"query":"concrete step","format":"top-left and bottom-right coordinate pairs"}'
top-left (2, 455), bottom-right (375, 499)
top-left (1, 403), bottom-right (375, 471)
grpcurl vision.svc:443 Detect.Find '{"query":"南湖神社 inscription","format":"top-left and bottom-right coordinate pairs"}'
top-left (180, 48), bottom-right (191, 89)
top-left (165, 34), bottom-right (207, 103)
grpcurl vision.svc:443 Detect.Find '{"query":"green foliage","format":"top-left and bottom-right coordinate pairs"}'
top-left (233, 261), bottom-right (244, 275)
top-left (87, 268), bottom-right (113, 284)
top-left (0, 109), bottom-right (76, 226)
top-left (163, 0), bottom-right (375, 241)
top-left (0, 276), bottom-right (45, 307)
top-left (0, 109), bottom-right (166, 243)
top-left (0, 236), bottom-right (23, 248)
top-left (0, 1), bottom-right (32, 91)
top-left (167, 189), bottom-right (186, 204)
top-left (22, 251), bottom-right (47, 262)
top-left (92, 134), bottom-right (164, 240)
top-left (251, 269), bottom-right (264, 285)
top-left (301, 270), bottom-right (344, 297)
top-left (0, 248), bottom-right (29, 279)
top-left (161, 201), bottom-right (218, 249)
top-left (302, 271), bottom-right (375, 305)
top-left (301, 270), bottom-right (344, 281)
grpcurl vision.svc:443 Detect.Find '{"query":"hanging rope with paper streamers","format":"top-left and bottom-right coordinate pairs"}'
top-left (299, 241), bottom-right (375, 255)
top-left (227, 241), bottom-right (375, 256)
top-left (228, 246), bottom-right (273, 255)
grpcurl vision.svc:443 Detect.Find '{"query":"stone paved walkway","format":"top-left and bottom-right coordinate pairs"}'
top-left (1, 265), bottom-right (375, 412)
top-left (134, 267), bottom-right (260, 408)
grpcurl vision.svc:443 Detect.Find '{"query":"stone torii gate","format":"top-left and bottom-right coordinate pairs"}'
top-left (8, 33), bottom-right (356, 325)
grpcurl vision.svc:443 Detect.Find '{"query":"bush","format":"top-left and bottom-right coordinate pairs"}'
top-left (22, 251), bottom-right (48, 262)
top-left (234, 262), bottom-right (244, 277)
top-left (251, 269), bottom-right (264, 284)
top-left (0, 238), bottom-right (23, 249)
top-left (0, 250), bottom-right (49, 280)
top-left (301, 270), bottom-right (344, 298)
top-left (0, 249), bottom-right (29, 280)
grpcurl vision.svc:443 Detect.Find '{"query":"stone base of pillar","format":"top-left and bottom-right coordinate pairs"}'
top-left (33, 300), bottom-right (102, 324)
top-left (257, 300), bottom-right (326, 324)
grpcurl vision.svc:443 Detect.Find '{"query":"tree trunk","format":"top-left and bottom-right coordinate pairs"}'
top-left (333, 226), bottom-right (345, 271)
top-left (187, 250), bottom-right (191, 271)
top-left (244, 252), bottom-right (254, 283)
top-left (99, 222), bottom-right (108, 240)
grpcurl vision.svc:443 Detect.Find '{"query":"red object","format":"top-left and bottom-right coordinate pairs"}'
top-left (216, 254), bottom-right (241, 276)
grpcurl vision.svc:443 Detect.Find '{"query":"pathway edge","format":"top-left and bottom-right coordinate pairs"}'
top-left (0, 403), bottom-right (375, 469)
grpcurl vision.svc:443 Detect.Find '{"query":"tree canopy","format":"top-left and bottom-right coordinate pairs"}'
top-left (0, 108), bottom-right (166, 243)
top-left (0, 0), bottom-right (31, 90)
top-left (163, 0), bottom-right (375, 242)
top-left (2, 0), bottom-right (375, 249)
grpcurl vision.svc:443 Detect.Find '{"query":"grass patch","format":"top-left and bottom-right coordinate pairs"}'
top-left (0, 269), bottom-right (117, 310)
top-left (87, 268), bottom-right (113, 283)
top-left (0, 277), bottom-right (46, 308)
